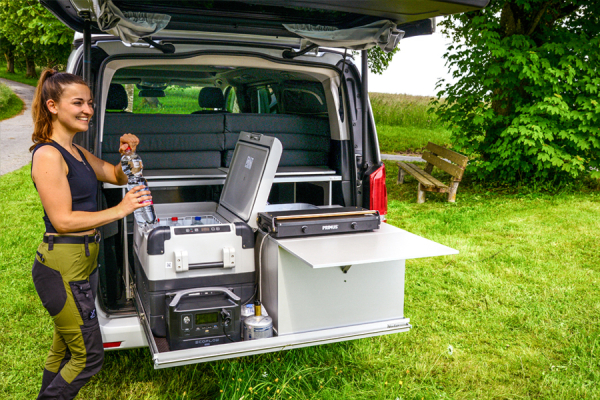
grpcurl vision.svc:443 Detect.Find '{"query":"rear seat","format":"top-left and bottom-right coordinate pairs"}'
top-left (223, 114), bottom-right (331, 168)
top-left (102, 114), bottom-right (225, 169)
top-left (102, 113), bottom-right (331, 170)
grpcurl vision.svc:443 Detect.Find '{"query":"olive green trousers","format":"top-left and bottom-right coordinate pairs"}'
top-left (32, 239), bottom-right (104, 400)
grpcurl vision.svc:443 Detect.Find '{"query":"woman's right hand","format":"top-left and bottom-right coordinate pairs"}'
top-left (118, 185), bottom-right (153, 217)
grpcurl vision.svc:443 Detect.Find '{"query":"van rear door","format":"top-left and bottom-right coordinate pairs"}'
top-left (43, 0), bottom-right (488, 42)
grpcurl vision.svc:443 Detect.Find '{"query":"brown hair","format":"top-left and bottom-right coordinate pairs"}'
top-left (30, 69), bottom-right (89, 152)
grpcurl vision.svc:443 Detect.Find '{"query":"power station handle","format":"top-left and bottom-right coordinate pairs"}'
top-left (168, 287), bottom-right (241, 307)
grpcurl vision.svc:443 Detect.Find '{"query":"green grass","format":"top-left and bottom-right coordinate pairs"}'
top-left (1, 164), bottom-right (599, 399)
top-left (377, 125), bottom-right (451, 154)
top-left (130, 86), bottom-right (207, 114)
top-left (370, 92), bottom-right (443, 129)
top-left (0, 83), bottom-right (24, 121)
top-left (370, 92), bottom-right (451, 154)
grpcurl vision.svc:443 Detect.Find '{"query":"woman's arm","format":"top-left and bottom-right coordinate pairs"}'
top-left (32, 145), bottom-right (151, 233)
top-left (75, 133), bottom-right (140, 185)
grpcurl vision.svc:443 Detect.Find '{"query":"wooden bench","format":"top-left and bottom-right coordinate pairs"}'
top-left (397, 142), bottom-right (468, 203)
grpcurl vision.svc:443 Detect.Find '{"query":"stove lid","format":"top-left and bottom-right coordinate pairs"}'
top-left (217, 132), bottom-right (282, 226)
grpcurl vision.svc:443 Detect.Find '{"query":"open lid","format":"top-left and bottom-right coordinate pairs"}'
top-left (42, 0), bottom-right (489, 41)
top-left (217, 132), bottom-right (282, 227)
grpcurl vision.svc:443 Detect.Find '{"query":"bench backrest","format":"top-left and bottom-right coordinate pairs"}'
top-left (102, 113), bottom-right (331, 170)
top-left (223, 114), bottom-right (331, 168)
top-left (102, 113), bottom-right (225, 169)
top-left (422, 142), bottom-right (468, 180)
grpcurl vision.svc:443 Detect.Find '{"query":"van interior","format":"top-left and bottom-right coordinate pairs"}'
top-left (99, 62), bottom-right (350, 313)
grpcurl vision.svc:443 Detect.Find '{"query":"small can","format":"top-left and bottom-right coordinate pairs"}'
top-left (243, 315), bottom-right (273, 340)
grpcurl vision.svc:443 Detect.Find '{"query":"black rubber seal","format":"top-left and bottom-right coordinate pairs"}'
top-left (147, 226), bottom-right (171, 255)
top-left (234, 222), bottom-right (255, 249)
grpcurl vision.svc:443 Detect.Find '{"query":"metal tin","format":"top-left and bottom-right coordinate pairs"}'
top-left (243, 315), bottom-right (273, 340)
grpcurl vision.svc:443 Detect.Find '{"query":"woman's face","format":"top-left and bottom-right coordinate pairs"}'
top-left (49, 83), bottom-right (94, 134)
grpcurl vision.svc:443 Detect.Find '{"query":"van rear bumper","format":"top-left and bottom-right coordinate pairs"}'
top-left (98, 308), bottom-right (147, 350)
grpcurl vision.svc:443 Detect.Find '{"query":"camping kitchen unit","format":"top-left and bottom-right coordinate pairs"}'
top-left (42, 0), bottom-right (489, 368)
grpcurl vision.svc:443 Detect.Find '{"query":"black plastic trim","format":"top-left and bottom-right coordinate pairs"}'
top-left (147, 226), bottom-right (171, 255)
top-left (234, 222), bottom-right (255, 249)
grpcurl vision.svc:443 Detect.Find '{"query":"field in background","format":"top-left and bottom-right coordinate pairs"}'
top-left (1, 165), bottom-right (599, 400)
top-left (370, 92), bottom-right (451, 154)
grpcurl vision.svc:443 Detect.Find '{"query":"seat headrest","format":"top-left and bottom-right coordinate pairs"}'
top-left (198, 87), bottom-right (225, 109)
top-left (106, 84), bottom-right (128, 111)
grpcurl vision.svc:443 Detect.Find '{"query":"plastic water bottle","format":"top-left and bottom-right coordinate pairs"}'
top-left (121, 146), bottom-right (157, 229)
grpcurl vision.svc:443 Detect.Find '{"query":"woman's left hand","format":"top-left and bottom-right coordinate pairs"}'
top-left (119, 133), bottom-right (140, 154)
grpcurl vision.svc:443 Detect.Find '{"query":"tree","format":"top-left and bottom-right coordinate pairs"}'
top-left (0, 0), bottom-right (73, 77)
top-left (0, 34), bottom-right (15, 73)
top-left (435, 0), bottom-right (600, 182)
top-left (366, 46), bottom-right (399, 75)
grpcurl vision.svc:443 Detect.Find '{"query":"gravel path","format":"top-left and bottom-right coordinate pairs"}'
top-left (0, 78), bottom-right (35, 176)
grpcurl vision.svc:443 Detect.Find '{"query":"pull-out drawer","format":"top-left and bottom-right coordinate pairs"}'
top-left (133, 222), bottom-right (456, 369)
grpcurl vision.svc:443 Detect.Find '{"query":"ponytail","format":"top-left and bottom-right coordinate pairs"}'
top-left (30, 69), bottom-right (89, 152)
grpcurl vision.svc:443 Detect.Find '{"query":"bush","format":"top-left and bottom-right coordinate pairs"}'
top-left (436, 1), bottom-right (600, 183)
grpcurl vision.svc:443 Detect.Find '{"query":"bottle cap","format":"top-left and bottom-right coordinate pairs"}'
top-left (171, 217), bottom-right (178, 221)
top-left (194, 216), bottom-right (202, 221)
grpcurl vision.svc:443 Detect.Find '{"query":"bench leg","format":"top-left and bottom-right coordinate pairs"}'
top-left (397, 167), bottom-right (406, 184)
top-left (448, 179), bottom-right (460, 202)
top-left (417, 183), bottom-right (426, 204)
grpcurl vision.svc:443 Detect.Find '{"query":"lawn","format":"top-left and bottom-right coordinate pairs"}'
top-left (1, 163), bottom-right (598, 399)
top-left (0, 83), bottom-right (24, 121)
top-left (370, 92), bottom-right (452, 154)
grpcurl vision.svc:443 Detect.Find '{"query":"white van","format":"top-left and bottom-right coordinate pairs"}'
top-left (43, 0), bottom-right (488, 369)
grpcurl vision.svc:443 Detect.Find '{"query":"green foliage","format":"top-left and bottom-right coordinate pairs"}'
top-left (0, 83), bottom-right (24, 120)
top-left (0, 0), bottom-right (73, 74)
top-left (366, 46), bottom-right (399, 75)
top-left (435, 0), bottom-right (600, 182)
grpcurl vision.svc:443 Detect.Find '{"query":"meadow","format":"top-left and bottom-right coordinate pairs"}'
top-left (369, 93), bottom-right (451, 154)
top-left (0, 71), bottom-right (598, 398)
top-left (1, 162), bottom-right (599, 399)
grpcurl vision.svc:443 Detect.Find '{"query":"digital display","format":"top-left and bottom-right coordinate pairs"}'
top-left (196, 312), bottom-right (218, 325)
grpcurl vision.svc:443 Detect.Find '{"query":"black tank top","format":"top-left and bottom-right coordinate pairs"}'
top-left (32, 141), bottom-right (98, 233)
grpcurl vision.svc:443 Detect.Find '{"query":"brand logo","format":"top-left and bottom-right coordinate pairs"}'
top-left (322, 225), bottom-right (339, 231)
top-left (387, 323), bottom-right (401, 328)
top-left (90, 309), bottom-right (97, 319)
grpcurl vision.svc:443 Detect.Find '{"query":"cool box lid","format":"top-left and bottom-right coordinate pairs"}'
top-left (216, 132), bottom-right (282, 228)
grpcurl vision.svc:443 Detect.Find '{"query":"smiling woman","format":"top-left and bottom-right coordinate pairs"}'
top-left (28, 69), bottom-right (155, 400)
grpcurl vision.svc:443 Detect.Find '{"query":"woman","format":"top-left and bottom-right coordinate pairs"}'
top-left (30, 69), bottom-right (150, 399)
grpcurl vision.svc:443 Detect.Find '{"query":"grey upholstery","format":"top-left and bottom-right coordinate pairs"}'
top-left (102, 114), bottom-right (225, 169)
top-left (223, 114), bottom-right (331, 167)
top-left (102, 113), bottom-right (331, 170)
top-left (106, 84), bottom-right (128, 111)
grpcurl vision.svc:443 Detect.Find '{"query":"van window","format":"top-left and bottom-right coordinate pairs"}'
top-left (224, 86), bottom-right (240, 113)
top-left (250, 85), bottom-right (278, 114)
top-left (128, 84), bottom-right (210, 114)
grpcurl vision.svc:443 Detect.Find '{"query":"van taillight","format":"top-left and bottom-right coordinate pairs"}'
top-left (369, 164), bottom-right (388, 221)
top-left (103, 341), bottom-right (122, 349)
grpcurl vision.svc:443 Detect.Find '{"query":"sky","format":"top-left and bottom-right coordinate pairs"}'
top-left (363, 21), bottom-right (457, 97)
